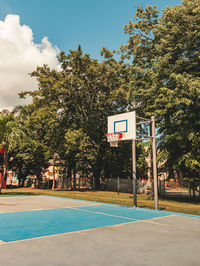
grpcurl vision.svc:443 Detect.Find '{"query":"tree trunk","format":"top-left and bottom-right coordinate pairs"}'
top-left (66, 166), bottom-right (72, 189)
top-left (18, 169), bottom-right (22, 187)
top-left (0, 151), bottom-right (8, 194)
top-left (176, 171), bottom-right (183, 187)
top-left (52, 159), bottom-right (56, 190)
top-left (93, 166), bottom-right (101, 190)
top-left (192, 182), bottom-right (195, 198)
top-left (73, 168), bottom-right (76, 190)
top-left (35, 175), bottom-right (40, 188)
top-left (0, 170), bottom-right (7, 194)
top-left (188, 180), bottom-right (191, 198)
top-left (90, 175), bottom-right (94, 190)
top-left (78, 176), bottom-right (81, 190)
top-left (60, 167), bottom-right (66, 189)
top-left (21, 173), bottom-right (27, 187)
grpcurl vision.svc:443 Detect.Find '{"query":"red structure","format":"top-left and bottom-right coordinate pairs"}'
top-left (0, 147), bottom-right (6, 154)
top-left (0, 168), bottom-right (6, 189)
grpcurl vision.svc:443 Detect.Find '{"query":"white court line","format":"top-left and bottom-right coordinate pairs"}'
top-left (145, 214), bottom-right (176, 221)
top-left (70, 207), bottom-right (139, 221)
top-left (70, 206), bottom-right (174, 222)
top-left (2, 215), bottom-right (175, 245)
top-left (143, 214), bottom-right (200, 232)
top-left (0, 204), bottom-right (101, 214)
top-left (0, 212), bottom-right (175, 245)
top-left (101, 204), bottom-right (172, 215)
top-left (1, 220), bottom-right (136, 245)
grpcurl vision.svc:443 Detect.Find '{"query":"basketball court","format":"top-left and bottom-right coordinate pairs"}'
top-left (0, 195), bottom-right (199, 266)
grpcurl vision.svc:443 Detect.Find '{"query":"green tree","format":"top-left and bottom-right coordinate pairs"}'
top-left (18, 44), bottom-right (150, 190)
top-left (11, 137), bottom-right (49, 187)
top-left (122, 0), bottom-right (200, 181)
top-left (20, 46), bottom-right (131, 189)
top-left (0, 113), bottom-right (24, 193)
top-left (65, 129), bottom-right (98, 189)
top-left (11, 105), bottom-right (51, 187)
top-left (59, 46), bottom-right (133, 188)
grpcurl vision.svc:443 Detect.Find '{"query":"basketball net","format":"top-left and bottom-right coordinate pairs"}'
top-left (106, 133), bottom-right (123, 147)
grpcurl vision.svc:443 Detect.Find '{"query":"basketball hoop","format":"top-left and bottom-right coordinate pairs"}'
top-left (106, 133), bottom-right (123, 147)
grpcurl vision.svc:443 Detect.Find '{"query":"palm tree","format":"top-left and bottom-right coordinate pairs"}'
top-left (0, 113), bottom-right (24, 193)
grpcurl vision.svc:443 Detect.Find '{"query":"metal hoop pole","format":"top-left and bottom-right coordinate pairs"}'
top-left (151, 116), bottom-right (159, 210)
top-left (132, 139), bottom-right (137, 207)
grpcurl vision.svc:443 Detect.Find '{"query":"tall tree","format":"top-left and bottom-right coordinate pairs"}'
top-left (20, 46), bottom-right (132, 188)
top-left (0, 113), bottom-right (24, 193)
top-left (121, 0), bottom-right (200, 181)
top-left (58, 46), bottom-right (129, 188)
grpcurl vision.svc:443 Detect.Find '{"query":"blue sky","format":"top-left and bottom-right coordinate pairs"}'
top-left (0, 0), bottom-right (183, 109)
top-left (0, 0), bottom-right (182, 60)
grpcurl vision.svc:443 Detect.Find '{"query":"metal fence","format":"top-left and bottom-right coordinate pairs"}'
top-left (158, 179), bottom-right (200, 198)
top-left (100, 177), bottom-right (200, 199)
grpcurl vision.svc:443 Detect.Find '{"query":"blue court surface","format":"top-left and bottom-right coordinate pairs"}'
top-left (0, 196), bottom-right (199, 243)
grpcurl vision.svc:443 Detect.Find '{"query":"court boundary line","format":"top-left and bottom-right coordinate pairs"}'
top-left (69, 207), bottom-right (140, 221)
top-left (0, 204), bottom-right (101, 214)
top-left (1, 196), bottom-right (199, 244)
top-left (144, 214), bottom-right (200, 233)
top-left (1, 204), bottom-right (170, 222)
top-left (0, 221), bottom-right (136, 245)
top-left (1, 195), bottom-right (200, 219)
top-left (0, 214), bottom-right (175, 245)
top-left (41, 196), bottom-right (200, 219)
top-left (0, 215), bottom-right (177, 246)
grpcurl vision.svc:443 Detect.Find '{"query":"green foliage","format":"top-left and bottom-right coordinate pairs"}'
top-left (122, 0), bottom-right (200, 180)
top-left (0, 113), bottom-right (24, 151)
top-left (65, 129), bottom-right (97, 176)
top-left (11, 136), bottom-right (48, 179)
top-left (7, 0), bottom-right (199, 188)
top-left (0, 112), bottom-right (25, 191)
top-left (18, 46), bottom-right (141, 188)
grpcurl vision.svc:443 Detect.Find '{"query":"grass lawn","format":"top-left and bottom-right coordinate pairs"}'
top-left (1, 188), bottom-right (200, 216)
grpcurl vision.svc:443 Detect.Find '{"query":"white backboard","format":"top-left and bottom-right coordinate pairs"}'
top-left (107, 111), bottom-right (136, 141)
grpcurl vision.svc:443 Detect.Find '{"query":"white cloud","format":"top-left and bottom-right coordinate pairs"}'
top-left (0, 14), bottom-right (59, 110)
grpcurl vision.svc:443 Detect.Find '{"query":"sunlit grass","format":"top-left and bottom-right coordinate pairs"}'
top-left (1, 188), bottom-right (200, 216)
